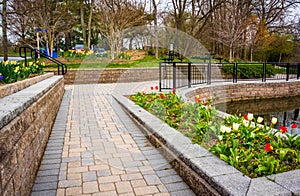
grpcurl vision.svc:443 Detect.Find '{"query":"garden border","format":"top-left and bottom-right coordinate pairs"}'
top-left (113, 84), bottom-right (300, 195)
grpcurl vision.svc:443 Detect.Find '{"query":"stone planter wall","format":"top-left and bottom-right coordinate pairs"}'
top-left (0, 76), bottom-right (64, 195)
top-left (48, 68), bottom-right (159, 84)
top-left (113, 92), bottom-right (300, 195)
top-left (185, 80), bottom-right (300, 105)
top-left (0, 73), bottom-right (54, 98)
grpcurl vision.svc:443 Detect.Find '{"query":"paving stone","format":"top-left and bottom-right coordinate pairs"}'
top-left (165, 182), bottom-right (189, 192)
top-left (99, 183), bottom-right (116, 192)
top-left (98, 175), bottom-right (121, 183)
top-left (134, 186), bottom-right (159, 195)
top-left (66, 187), bottom-right (82, 196)
top-left (34, 175), bottom-right (59, 183)
top-left (170, 189), bottom-right (196, 196)
top-left (31, 190), bottom-right (56, 196)
top-left (82, 172), bottom-right (97, 182)
top-left (97, 170), bottom-right (112, 177)
top-left (160, 175), bottom-right (183, 184)
top-left (58, 180), bottom-right (82, 188)
top-left (115, 181), bottom-right (133, 194)
top-left (83, 181), bottom-right (99, 193)
top-left (32, 182), bottom-right (57, 191)
top-left (121, 173), bottom-right (143, 181)
top-left (143, 174), bottom-right (162, 185)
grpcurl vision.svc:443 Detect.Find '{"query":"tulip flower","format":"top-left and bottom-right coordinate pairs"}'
top-left (257, 117), bottom-right (263, 124)
top-left (264, 143), bottom-right (272, 152)
top-left (248, 113), bottom-right (254, 121)
top-left (232, 123), bottom-right (240, 131)
top-left (291, 123), bottom-right (297, 129)
top-left (271, 117), bottom-right (277, 125)
top-left (280, 126), bottom-right (288, 134)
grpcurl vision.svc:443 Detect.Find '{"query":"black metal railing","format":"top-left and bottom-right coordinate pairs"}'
top-left (19, 45), bottom-right (67, 75)
top-left (159, 61), bottom-right (300, 91)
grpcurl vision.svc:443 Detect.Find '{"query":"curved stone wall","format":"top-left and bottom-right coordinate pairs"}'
top-left (185, 80), bottom-right (300, 105)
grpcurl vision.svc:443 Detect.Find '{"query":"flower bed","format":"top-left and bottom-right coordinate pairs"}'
top-left (130, 87), bottom-right (300, 178)
top-left (0, 60), bottom-right (44, 84)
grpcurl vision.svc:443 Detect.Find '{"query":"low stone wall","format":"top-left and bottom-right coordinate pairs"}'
top-left (185, 80), bottom-right (300, 105)
top-left (114, 93), bottom-right (300, 195)
top-left (0, 76), bottom-right (64, 195)
top-left (48, 68), bottom-right (159, 84)
top-left (0, 73), bottom-right (54, 99)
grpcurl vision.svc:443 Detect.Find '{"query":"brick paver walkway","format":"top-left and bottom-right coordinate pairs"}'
top-left (31, 83), bottom-right (195, 196)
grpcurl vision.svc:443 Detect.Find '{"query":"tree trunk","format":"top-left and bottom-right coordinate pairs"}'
top-left (152, 0), bottom-right (158, 59)
top-left (2, 0), bottom-right (8, 61)
top-left (49, 31), bottom-right (55, 57)
top-left (229, 46), bottom-right (233, 62)
top-left (87, 0), bottom-right (94, 49)
top-left (80, 5), bottom-right (88, 50)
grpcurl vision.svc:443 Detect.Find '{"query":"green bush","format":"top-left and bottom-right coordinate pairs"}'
top-left (221, 64), bottom-right (276, 79)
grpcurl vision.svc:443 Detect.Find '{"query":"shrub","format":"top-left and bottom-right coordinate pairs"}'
top-left (221, 64), bottom-right (276, 79)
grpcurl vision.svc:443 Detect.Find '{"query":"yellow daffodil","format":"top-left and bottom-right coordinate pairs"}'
top-left (14, 66), bottom-right (20, 73)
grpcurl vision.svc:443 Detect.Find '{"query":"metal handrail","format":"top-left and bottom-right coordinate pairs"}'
top-left (19, 45), bottom-right (67, 75)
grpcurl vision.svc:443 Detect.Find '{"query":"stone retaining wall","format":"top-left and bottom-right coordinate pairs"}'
top-left (0, 73), bottom-right (54, 98)
top-left (185, 80), bottom-right (300, 105)
top-left (0, 76), bottom-right (64, 195)
top-left (48, 68), bottom-right (159, 84)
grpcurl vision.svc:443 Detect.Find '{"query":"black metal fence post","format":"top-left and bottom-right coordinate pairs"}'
top-left (159, 62), bottom-right (162, 91)
top-left (188, 62), bottom-right (191, 88)
top-left (297, 63), bottom-right (300, 80)
top-left (232, 62), bottom-right (238, 83)
top-left (173, 62), bottom-right (176, 89)
top-left (207, 56), bottom-right (211, 85)
top-left (262, 63), bottom-right (266, 82)
top-left (286, 63), bottom-right (290, 81)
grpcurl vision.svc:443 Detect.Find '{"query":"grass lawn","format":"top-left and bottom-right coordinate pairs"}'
top-left (41, 55), bottom-right (162, 70)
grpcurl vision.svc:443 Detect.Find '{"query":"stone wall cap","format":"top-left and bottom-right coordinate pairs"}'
top-left (0, 76), bottom-right (63, 129)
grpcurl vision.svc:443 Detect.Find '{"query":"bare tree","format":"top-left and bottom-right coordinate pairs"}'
top-left (95, 0), bottom-right (148, 60)
top-left (213, 0), bottom-right (252, 62)
top-left (1, 0), bottom-right (9, 61)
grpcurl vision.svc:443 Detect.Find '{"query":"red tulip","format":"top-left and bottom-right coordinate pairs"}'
top-left (155, 86), bottom-right (159, 90)
top-left (292, 123), bottom-right (297, 129)
top-left (160, 94), bottom-right (164, 99)
top-left (172, 88), bottom-right (176, 94)
top-left (280, 126), bottom-right (288, 133)
top-left (264, 143), bottom-right (272, 152)
top-left (150, 86), bottom-right (154, 90)
top-left (244, 114), bottom-right (248, 121)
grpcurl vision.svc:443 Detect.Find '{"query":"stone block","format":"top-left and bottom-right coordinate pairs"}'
top-left (247, 177), bottom-right (292, 196)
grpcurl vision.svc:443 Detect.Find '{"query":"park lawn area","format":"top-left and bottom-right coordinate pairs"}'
top-left (41, 55), bottom-right (161, 70)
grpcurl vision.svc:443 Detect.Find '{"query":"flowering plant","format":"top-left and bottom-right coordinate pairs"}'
top-left (131, 89), bottom-right (300, 178)
top-left (0, 60), bottom-right (44, 84)
top-left (130, 88), bottom-right (217, 143)
top-left (210, 114), bottom-right (300, 177)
